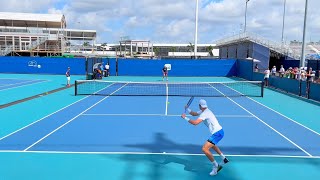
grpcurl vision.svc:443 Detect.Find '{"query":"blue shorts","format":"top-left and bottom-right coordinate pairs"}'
top-left (207, 129), bottom-right (224, 145)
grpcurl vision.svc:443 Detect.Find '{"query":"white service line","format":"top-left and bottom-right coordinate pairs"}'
top-left (208, 83), bottom-right (313, 157)
top-left (0, 82), bottom-right (116, 141)
top-left (23, 83), bottom-right (129, 151)
top-left (0, 150), bottom-right (319, 159)
top-left (0, 80), bottom-right (49, 92)
top-left (223, 83), bottom-right (320, 137)
top-left (81, 113), bottom-right (255, 118)
top-left (165, 82), bottom-right (169, 115)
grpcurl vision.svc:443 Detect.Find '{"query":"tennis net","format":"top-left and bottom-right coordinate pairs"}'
top-left (75, 80), bottom-right (264, 97)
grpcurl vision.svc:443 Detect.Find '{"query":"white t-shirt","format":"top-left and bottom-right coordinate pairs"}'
top-left (198, 108), bottom-right (222, 134)
top-left (279, 67), bottom-right (285, 74)
top-left (264, 69), bottom-right (270, 78)
top-left (105, 65), bottom-right (109, 70)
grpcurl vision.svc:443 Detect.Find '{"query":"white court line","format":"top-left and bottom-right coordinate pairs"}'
top-left (224, 83), bottom-right (320, 137)
top-left (0, 150), bottom-right (319, 159)
top-left (0, 79), bottom-right (49, 92)
top-left (23, 83), bottom-right (129, 151)
top-left (0, 83), bottom-right (115, 141)
top-left (81, 113), bottom-right (255, 118)
top-left (0, 79), bottom-right (46, 87)
top-left (209, 83), bottom-right (313, 157)
top-left (165, 82), bottom-right (168, 115)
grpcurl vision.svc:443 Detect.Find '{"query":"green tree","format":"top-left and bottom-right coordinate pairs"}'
top-left (83, 41), bottom-right (90, 46)
top-left (153, 47), bottom-right (160, 56)
top-left (207, 45), bottom-right (214, 56)
top-left (187, 42), bottom-right (194, 52)
top-left (169, 47), bottom-right (176, 56)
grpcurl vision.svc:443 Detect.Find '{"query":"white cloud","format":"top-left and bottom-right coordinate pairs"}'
top-left (1, 0), bottom-right (319, 44)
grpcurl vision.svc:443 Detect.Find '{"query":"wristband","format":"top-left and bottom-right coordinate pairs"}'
top-left (187, 108), bottom-right (192, 113)
top-left (184, 117), bottom-right (190, 122)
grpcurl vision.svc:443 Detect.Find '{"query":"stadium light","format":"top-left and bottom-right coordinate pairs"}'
top-left (194, 0), bottom-right (199, 59)
top-left (244, 0), bottom-right (250, 33)
top-left (281, 0), bottom-right (286, 44)
top-left (301, 0), bottom-right (308, 67)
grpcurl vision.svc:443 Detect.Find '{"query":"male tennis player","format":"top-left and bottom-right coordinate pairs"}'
top-left (162, 65), bottom-right (168, 81)
top-left (181, 99), bottom-right (229, 176)
top-left (66, 67), bottom-right (70, 87)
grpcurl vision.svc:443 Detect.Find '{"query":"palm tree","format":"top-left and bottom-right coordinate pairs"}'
top-left (187, 42), bottom-right (194, 52)
top-left (207, 45), bottom-right (214, 56)
top-left (169, 47), bottom-right (176, 57)
top-left (153, 47), bottom-right (160, 57)
top-left (83, 41), bottom-right (90, 47)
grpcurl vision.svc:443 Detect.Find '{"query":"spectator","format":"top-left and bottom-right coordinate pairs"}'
top-left (254, 64), bottom-right (259, 72)
top-left (104, 63), bottom-right (110, 77)
top-left (279, 65), bottom-right (285, 77)
top-left (311, 71), bottom-right (316, 82)
top-left (306, 67), bottom-right (312, 82)
top-left (301, 70), bottom-right (307, 81)
top-left (271, 66), bottom-right (277, 76)
top-left (264, 69), bottom-right (270, 86)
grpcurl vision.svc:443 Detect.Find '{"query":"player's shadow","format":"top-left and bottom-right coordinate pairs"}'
top-left (116, 132), bottom-right (238, 179)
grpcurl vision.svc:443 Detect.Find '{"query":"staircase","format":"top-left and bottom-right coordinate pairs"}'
top-left (0, 45), bottom-right (14, 56)
top-left (28, 36), bottom-right (48, 51)
top-left (215, 32), bottom-right (300, 60)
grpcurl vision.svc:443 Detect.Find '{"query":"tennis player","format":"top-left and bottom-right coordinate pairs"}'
top-left (181, 99), bottom-right (229, 176)
top-left (162, 65), bottom-right (168, 81)
top-left (66, 67), bottom-right (70, 87)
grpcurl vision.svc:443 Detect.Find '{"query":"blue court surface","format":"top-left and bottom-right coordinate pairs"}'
top-left (0, 75), bottom-right (320, 180)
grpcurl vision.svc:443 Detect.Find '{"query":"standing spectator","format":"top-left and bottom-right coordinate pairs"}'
top-left (279, 65), bottom-right (285, 77)
top-left (66, 67), bottom-right (71, 87)
top-left (271, 66), bottom-right (277, 76)
top-left (306, 67), bottom-right (312, 82)
top-left (264, 69), bottom-right (270, 87)
top-left (104, 63), bottom-right (110, 77)
top-left (254, 64), bottom-right (259, 72)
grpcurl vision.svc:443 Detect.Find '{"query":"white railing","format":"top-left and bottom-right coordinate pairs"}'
top-left (215, 32), bottom-right (301, 60)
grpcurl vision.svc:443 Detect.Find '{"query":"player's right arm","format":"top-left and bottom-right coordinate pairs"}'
top-left (185, 105), bottom-right (201, 116)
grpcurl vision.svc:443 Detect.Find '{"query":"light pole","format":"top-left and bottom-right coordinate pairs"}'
top-left (194, 0), bottom-right (199, 59)
top-left (301, 0), bottom-right (308, 67)
top-left (281, 0), bottom-right (286, 44)
top-left (244, 0), bottom-right (250, 33)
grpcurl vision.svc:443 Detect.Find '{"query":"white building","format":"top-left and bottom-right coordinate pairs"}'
top-left (0, 12), bottom-right (96, 57)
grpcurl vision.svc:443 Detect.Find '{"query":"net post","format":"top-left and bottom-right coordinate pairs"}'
top-left (261, 81), bottom-right (264, 97)
top-left (75, 80), bottom-right (78, 96)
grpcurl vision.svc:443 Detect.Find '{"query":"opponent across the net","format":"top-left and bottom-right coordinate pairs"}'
top-left (74, 80), bottom-right (264, 97)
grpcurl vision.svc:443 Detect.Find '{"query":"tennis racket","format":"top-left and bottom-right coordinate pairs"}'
top-left (184, 96), bottom-right (194, 113)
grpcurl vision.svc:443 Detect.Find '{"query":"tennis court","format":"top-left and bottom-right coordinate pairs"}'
top-left (0, 75), bottom-right (319, 179)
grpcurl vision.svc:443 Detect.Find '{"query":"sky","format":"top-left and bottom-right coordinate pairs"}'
top-left (0, 0), bottom-right (319, 44)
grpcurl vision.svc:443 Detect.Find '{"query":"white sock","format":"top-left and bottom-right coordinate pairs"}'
top-left (212, 160), bottom-right (218, 167)
top-left (220, 153), bottom-right (226, 159)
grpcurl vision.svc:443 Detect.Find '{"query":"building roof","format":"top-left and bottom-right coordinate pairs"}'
top-left (0, 12), bottom-right (66, 28)
top-left (65, 29), bottom-right (97, 40)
